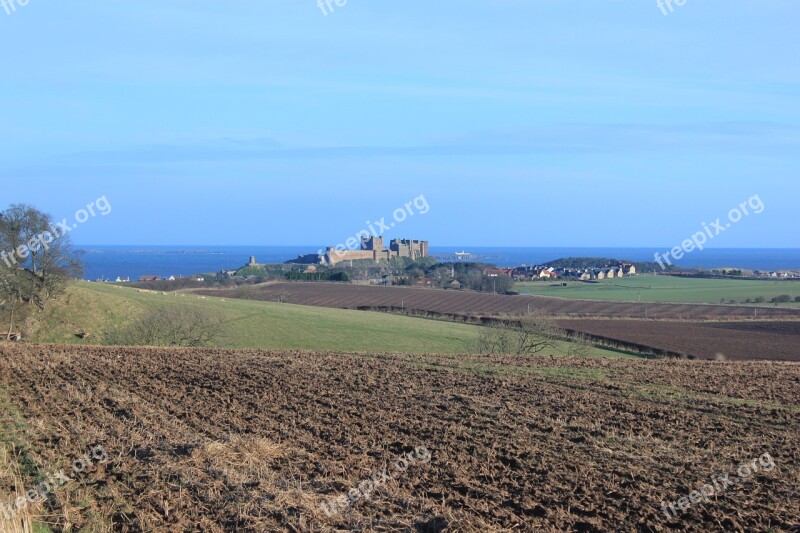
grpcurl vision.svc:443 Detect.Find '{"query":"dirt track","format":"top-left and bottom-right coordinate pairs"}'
top-left (1, 345), bottom-right (798, 532)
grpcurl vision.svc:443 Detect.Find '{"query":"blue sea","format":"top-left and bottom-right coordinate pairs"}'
top-left (77, 245), bottom-right (800, 281)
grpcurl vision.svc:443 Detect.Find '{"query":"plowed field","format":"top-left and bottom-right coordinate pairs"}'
top-left (195, 282), bottom-right (800, 320)
top-left (1, 345), bottom-right (798, 532)
top-left (558, 320), bottom-right (800, 361)
top-left (194, 283), bottom-right (800, 360)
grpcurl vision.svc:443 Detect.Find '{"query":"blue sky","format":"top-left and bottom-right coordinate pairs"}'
top-left (0, 0), bottom-right (798, 247)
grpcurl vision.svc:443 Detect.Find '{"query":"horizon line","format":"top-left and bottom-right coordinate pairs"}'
top-left (72, 244), bottom-right (800, 250)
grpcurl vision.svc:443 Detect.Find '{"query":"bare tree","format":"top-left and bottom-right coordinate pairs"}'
top-left (105, 306), bottom-right (229, 347)
top-left (0, 268), bottom-right (26, 339)
top-left (0, 204), bottom-right (82, 312)
top-left (275, 290), bottom-right (293, 304)
top-left (476, 313), bottom-right (561, 355)
top-left (566, 332), bottom-right (592, 356)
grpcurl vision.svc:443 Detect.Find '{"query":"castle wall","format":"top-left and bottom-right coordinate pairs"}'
top-left (324, 239), bottom-right (429, 265)
top-left (325, 249), bottom-right (376, 265)
top-left (390, 239), bottom-right (429, 260)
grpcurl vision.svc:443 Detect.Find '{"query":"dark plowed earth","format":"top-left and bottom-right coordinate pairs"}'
top-left (559, 320), bottom-right (800, 361)
top-left (1, 345), bottom-right (798, 532)
top-left (195, 282), bottom-right (800, 320)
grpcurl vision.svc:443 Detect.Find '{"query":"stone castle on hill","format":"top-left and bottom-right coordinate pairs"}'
top-left (322, 236), bottom-right (428, 266)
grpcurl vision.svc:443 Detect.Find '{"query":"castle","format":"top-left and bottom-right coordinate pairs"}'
top-left (322, 237), bottom-right (429, 266)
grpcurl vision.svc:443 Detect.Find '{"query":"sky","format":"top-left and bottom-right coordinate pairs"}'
top-left (0, 0), bottom-right (798, 248)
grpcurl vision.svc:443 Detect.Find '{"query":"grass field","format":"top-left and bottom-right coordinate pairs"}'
top-left (28, 282), bottom-right (625, 357)
top-left (515, 274), bottom-right (800, 306)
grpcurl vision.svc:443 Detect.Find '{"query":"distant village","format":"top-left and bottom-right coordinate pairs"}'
top-left (137, 275), bottom-right (206, 283)
top-left (499, 263), bottom-right (637, 281)
top-left (712, 268), bottom-right (800, 279)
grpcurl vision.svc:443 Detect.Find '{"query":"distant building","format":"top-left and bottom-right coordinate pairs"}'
top-left (390, 239), bottom-right (429, 261)
top-left (138, 275), bottom-right (160, 282)
top-left (446, 279), bottom-right (462, 290)
top-left (483, 268), bottom-right (512, 277)
top-left (539, 268), bottom-right (557, 279)
top-left (322, 237), bottom-right (429, 266)
top-left (519, 262), bottom-right (636, 281)
top-left (216, 270), bottom-right (238, 280)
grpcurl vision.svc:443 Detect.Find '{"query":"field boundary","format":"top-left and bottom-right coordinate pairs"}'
top-left (354, 306), bottom-right (681, 358)
top-left (189, 282), bottom-right (800, 360)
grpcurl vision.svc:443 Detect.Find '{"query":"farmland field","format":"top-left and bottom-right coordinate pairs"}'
top-left (515, 275), bottom-right (800, 306)
top-left (558, 319), bottom-right (800, 361)
top-left (33, 282), bottom-right (482, 355)
top-left (194, 282), bottom-right (800, 320)
top-left (192, 282), bottom-right (800, 360)
top-left (30, 283), bottom-right (621, 357)
top-left (1, 344), bottom-right (799, 532)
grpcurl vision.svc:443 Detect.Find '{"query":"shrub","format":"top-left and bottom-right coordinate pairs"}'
top-left (476, 314), bottom-right (561, 355)
top-left (566, 333), bottom-right (593, 357)
top-left (770, 294), bottom-right (792, 303)
top-left (285, 271), bottom-right (349, 282)
top-left (106, 306), bottom-right (229, 347)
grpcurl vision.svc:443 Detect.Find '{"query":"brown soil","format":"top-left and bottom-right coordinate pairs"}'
top-left (558, 320), bottom-right (800, 361)
top-left (1, 345), bottom-right (798, 532)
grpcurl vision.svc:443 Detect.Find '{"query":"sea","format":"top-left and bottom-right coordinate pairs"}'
top-left (77, 245), bottom-right (800, 281)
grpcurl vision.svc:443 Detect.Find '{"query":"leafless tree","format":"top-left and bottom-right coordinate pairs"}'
top-left (0, 268), bottom-right (25, 339)
top-left (275, 291), bottom-right (293, 304)
top-left (476, 313), bottom-right (561, 355)
top-left (566, 332), bottom-right (592, 356)
top-left (0, 204), bottom-right (82, 312)
top-left (105, 306), bottom-right (229, 347)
